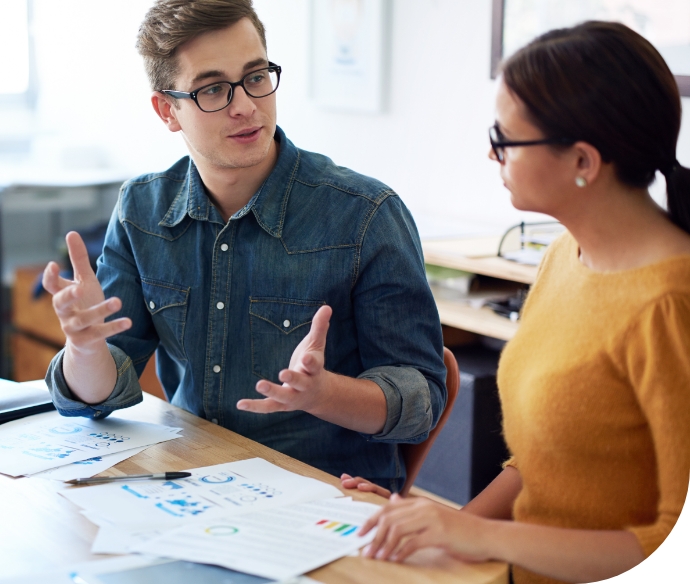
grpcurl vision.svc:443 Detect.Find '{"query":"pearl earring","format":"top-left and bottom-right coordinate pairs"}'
top-left (575, 176), bottom-right (587, 188)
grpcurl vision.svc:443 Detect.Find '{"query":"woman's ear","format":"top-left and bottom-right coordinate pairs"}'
top-left (151, 92), bottom-right (182, 133)
top-left (572, 141), bottom-right (602, 187)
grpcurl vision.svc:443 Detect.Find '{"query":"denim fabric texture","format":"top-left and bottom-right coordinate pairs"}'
top-left (46, 127), bottom-right (447, 490)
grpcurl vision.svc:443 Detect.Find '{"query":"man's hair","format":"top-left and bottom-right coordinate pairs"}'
top-left (136, 0), bottom-right (267, 91)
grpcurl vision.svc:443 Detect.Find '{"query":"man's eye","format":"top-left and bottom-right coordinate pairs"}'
top-left (246, 73), bottom-right (266, 85)
top-left (201, 84), bottom-right (224, 96)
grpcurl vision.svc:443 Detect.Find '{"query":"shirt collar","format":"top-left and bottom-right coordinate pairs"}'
top-left (159, 126), bottom-right (299, 238)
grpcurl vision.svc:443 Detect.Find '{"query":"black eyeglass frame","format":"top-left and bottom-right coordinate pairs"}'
top-left (489, 124), bottom-right (574, 162)
top-left (160, 62), bottom-right (282, 112)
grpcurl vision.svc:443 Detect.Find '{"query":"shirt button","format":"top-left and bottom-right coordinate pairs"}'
top-left (149, 301), bottom-right (155, 310)
top-left (213, 365), bottom-right (221, 373)
top-left (211, 418), bottom-right (219, 425)
top-left (283, 319), bottom-right (291, 328)
top-left (220, 243), bottom-right (229, 251)
top-left (216, 302), bottom-right (225, 310)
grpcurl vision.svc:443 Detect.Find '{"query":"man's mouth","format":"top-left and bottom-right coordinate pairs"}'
top-left (230, 127), bottom-right (261, 138)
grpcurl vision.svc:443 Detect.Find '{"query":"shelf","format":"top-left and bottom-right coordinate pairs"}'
top-left (423, 238), bottom-right (538, 285)
top-left (432, 293), bottom-right (519, 341)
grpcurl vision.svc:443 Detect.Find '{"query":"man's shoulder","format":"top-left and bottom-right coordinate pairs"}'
top-left (117, 157), bottom-right (190, 223)
top-left (294, 147), bottom-right (395, 206)
top-left (120, 157), bottom-right (189, 202)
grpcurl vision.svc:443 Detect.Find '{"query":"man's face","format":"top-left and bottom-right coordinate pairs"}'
top-left (162, 18), bottom-right (277, 171)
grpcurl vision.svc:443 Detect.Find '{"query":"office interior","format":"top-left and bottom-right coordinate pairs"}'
top-left (0, 1), bottom-right (689, 581)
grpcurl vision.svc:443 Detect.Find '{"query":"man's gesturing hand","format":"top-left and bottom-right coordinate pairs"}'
top-left (237, 305), bottom-right (333, 414)
top-left (42, 231), bottom-right (131, 354)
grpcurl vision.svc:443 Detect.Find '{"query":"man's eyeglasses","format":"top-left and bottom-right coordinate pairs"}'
top-left (160, 62), bottom-right (282, 113)
top-left (489, 123), bottom-right (574, 162)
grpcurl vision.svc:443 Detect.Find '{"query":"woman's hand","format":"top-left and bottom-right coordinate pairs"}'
top-left (340, 473), bottom-right (392, 499)
top-left (360, 494), bottom-right (493, 563)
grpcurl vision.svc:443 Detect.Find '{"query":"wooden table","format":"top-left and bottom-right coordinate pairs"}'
top-left (2, 394), bottom-right (508, 583)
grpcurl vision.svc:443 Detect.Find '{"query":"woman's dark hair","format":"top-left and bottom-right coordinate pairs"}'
top-left (501, 20), bottom-right (690, 234)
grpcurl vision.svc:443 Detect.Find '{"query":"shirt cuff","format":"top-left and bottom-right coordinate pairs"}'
top-left (45, 343), bottom-right (144, 418)
top-left (358, 365), bottom-right (432, 443)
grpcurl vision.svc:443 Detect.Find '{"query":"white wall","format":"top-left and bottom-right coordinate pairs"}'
top-left (20, 0), bottom-right (690, 233)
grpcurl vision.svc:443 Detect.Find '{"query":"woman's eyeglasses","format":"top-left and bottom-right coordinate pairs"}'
top-left (489, 123), bottom-right (574, 162)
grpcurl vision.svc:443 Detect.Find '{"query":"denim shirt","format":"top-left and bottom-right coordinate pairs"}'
top-left (47, 127), bottom-right (446, 490)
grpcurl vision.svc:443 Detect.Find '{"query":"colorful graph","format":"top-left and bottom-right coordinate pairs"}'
top-left (315, 519), bottom-right (358, 536)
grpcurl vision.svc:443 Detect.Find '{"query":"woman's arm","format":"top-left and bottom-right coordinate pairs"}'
top-left (461, 466), bottom-right (522, 519)
top-left (361, 496), bottom-right (645, 583)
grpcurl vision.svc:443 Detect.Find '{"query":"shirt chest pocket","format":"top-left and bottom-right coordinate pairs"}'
top-left (249, 297), bottom-right (325, 383)
top-left (142, 279), bottom-right (190, 361)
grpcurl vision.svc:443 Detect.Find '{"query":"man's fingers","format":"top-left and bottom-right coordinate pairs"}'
top-left (65, 231), bottom-right (95, 281)
top-left (277, 369), bottom-right (315, 392)
top-left (61, 298), bottom-right (124, 333)
top-left (42, 262), bottom-right (73, 295)
top-left (67, 318), bottom-right (131, 348)
top-left (306, 305), bottom-right (332, 352)
top-left (236, 397), bottom-right (287, 413)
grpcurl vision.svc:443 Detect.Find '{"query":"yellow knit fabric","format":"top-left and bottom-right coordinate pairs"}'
top-left (498, 233), bottom-right (690, 584)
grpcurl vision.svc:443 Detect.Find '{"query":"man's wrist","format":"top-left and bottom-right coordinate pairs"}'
top-left (305, 369), bottom-right (336, 418)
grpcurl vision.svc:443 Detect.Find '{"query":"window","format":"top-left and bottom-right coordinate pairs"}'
top-left (0, 0), bottom-right (36, 107)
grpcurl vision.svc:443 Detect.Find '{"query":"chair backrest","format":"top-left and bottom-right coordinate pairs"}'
top-left (399, 346), bottom-right (460, 496)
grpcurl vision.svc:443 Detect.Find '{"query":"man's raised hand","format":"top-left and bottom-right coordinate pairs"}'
top-left (237, 305), bottom-right (333, 414)
top-left (42, 231), bottom-right (131, 354)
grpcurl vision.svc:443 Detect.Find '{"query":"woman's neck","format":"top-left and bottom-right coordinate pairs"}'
top-left (559, 184), bottom-right (690, 272)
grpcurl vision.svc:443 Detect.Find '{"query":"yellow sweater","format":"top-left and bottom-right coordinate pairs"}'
top-left (498, 233), bottom-right (690, 584)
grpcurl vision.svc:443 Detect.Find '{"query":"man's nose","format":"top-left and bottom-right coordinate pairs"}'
top-left (227, 86), bottom-right (256, 117)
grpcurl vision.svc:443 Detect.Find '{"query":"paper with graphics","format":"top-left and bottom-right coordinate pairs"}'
top-left (63, 458), bottom-right (343, 546)
top-left (29, 445), bottom-right (149, 481)
top-left (134, 497), bottom-right (379, 580)
top-left (0, 414), bottom-right (182, 477)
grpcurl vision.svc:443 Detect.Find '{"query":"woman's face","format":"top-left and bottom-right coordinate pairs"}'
top-left (490, 80), bottom-right (575, 215)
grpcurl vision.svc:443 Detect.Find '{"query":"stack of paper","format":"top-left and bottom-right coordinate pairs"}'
top-left (63, 458), bottom-right (379, 580)
top-left (0, 411), bottom-right (182, 478)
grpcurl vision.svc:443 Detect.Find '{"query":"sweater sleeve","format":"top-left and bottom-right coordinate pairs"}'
top-left (623, 294), bottom-right (690, 557)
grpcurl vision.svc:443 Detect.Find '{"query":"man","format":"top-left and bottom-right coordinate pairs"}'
top-left (43, 0), bottom-right (445, 491)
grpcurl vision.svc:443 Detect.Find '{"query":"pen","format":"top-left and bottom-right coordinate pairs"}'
top-left (64, 471), bottom-right (192, 485)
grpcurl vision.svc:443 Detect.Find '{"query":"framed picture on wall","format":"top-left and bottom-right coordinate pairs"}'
top-left (310, 0), bottom-right (390, 113)
top-left (491, 0), bottom-right (690, 96)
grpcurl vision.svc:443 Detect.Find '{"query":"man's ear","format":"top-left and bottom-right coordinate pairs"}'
top-left (572, 141), bottom-right (602, 185)
top-left (151, 92), bottom-right (182, 133)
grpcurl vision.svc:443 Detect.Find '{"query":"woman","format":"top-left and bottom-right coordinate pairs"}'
top-left (341, 21), bottom-right (690, 583)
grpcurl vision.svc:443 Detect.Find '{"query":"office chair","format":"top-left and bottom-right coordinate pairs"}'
top-left (399, 346), bottom-right (460, 496)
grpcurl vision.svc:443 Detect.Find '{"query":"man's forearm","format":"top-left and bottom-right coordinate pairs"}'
top-left (63, 342), bottom-right (118, 405)
top-left (309, 372), bottom-right (387, 434)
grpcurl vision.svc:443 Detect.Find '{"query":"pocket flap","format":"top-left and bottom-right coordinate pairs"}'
top-left (249, 297), bottom-right (324, 334)
top-left (142, 279), bottom-right (189, 315)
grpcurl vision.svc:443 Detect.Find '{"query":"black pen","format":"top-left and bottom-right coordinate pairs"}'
top-left (64, 471), bottom-right (191, 486)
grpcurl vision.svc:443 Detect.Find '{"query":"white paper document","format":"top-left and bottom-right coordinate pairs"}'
top-left (29, 445), bottom-right (149, 481)
top-left (0, 413), bottom-right (182, 477)
top-left (134, 497), bottom-right (379, 581)
top-left (64, 458), bottom-right (343, 553)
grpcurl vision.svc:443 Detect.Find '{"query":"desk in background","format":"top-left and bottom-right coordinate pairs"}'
top-left (422, 236), bottom-right (537, 342)
top-left (1, 393), bottom-right (508, 584)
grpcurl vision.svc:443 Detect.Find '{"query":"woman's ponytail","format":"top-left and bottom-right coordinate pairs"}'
top-left (664, 162), bottom-right (690, 235)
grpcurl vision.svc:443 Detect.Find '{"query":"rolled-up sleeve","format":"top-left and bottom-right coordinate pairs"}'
top-left (353, 194), bottom-right (446, 444)
top-left (358, 365), bottom-right (434, 442)
top-left (46, 343), bottom-right (143, 418)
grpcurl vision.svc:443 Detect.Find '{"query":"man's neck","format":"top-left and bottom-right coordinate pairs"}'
top-left (194, 138), bottom-right (279, 222)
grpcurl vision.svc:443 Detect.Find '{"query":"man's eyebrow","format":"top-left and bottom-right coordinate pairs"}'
top-left (189, 59), bottom-right (269, 87)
